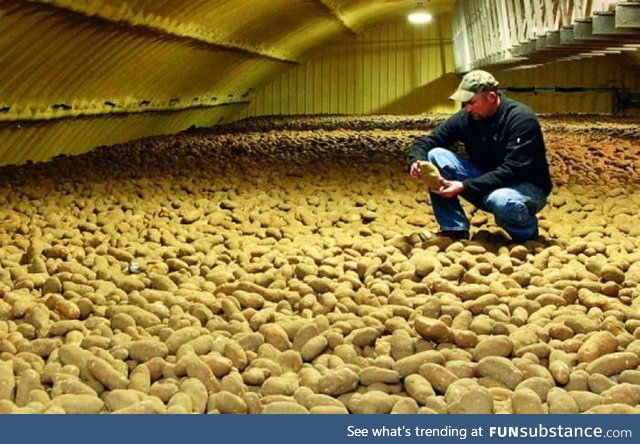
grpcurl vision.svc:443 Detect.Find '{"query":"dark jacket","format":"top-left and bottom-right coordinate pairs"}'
top-left (406, 93), bottom-right (553, 197)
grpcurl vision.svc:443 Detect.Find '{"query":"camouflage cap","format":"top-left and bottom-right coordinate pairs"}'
top-left (449, 70), bottom-right (499, 102)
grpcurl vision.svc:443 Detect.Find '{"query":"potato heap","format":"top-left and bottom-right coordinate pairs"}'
top-left (0, 115), bottom-right (638, 414)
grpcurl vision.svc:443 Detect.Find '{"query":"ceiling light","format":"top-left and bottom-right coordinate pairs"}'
top-left (408, 1), bottom-right (432, 24)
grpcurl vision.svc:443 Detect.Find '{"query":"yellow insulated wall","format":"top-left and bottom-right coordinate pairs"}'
top-left (240, 16), bottom-right (460, 118)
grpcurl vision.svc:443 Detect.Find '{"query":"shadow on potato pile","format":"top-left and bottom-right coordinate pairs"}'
top-left (0, 115), bottom-right (639, 414)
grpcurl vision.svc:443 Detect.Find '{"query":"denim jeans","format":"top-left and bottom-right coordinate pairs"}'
top-left (426, 148), bottom-right (547, 242)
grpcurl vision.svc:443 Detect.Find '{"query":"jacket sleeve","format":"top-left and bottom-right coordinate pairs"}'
top-left (462, 116), bottom-right (543, 194)
top-left (405, 113), bottom-right (463, 170)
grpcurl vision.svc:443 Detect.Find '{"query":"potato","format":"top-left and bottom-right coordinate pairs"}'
top-left (477, 357), bottom-right (523, 390)
top-left (456, 284), bottom-right (492, 301)
top-left (180, 378), bottom-right (209, 413)
top-left (576, 331), bottom-right (618, 363)
top-left (410, 253), bottom-right (441, 278)
top-left (512, 388), bottom-right (545, 414)
top-left (359, 367), bottom-right (400, 386)
top-left (585, 404), bottom-right (640, 414)
top-left (0, 360), bottom-right (16, 401)
top-left (415, 160), bottom-right (443, 190)
top-left (51, 394), bottom-right (104, 414)
top-left (45, 294), bottom-right (80, 320)
top-left (547, 388), bottom-right (579, 414)
top-left (127, 340), bottom-right (168, 363)
top-left (473, 336), bottom-right (512, 361)
top-left (347, 391), bottom-right (395, 414)
top-left (87, 357), bottom-right (129, 391)
top-left (261, 373), bottom-right (299, 397)
top-left (212, 391), bottom-right (248, 414)
top-left (317, 367), bottom-right (359, 396)
top-left (390, 397), bottom-right (419, 414)
top-left (586, 352), bottom-right (640, 376)
top-left (414, 317), bottom-right (452, 343)
top-left (601, 383), bottom-right (640, 406)
top-left (262, 401), bottom-right (309, 414)
top-left (418, 363), bottom-right (458, 394)
top-left (55, 377), bottom-right (97, 397)
top-left (570, 391), bottom-right (603, 413)
top-left (168, 392), bottom-right (193, 413)
top-left (112, 398), bottom-right (166, 414)
top-left (164, 327), bottom-right (203, 354)
top-left (179, 352), bottom-right (221, 392)
top-left (454, 387), bottom-right (493, 414)
top-left (303, 393), bottom-right (345, 410)
top-left (14, 368), bottom-right (41, 407)
top-left (292, 324), bottom-right (319, 351)
top-left (106, 306), bottom-right (161, 328)
top-left (516, 376), bottom-right (554, 402)
top-left (309, 405), bottom-right (349, 414)
top-left (392, 350), bottom-right (444, 377)
top-left (103, 389), bottom-right (144, 411)
top-left (259, 324), bottom-right (291, 351)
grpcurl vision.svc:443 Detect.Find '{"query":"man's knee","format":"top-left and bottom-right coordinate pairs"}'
top-left (485, 189), bottom-right (532, 226)
top-left (427, 147), bottom-right (453, 166)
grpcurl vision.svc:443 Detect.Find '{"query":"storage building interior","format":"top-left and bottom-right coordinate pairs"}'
top-left (0, 0), bottom-right (639, 414)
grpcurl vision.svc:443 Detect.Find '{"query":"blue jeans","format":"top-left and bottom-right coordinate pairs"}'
top-left (426, 148), bottom-right (547, 242)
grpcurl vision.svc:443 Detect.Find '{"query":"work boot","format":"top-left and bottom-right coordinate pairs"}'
top-left (418, 230), bottom-right (470, 242)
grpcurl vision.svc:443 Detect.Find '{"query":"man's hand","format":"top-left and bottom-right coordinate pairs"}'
top-left (433, 179), bottom-right (464, 198)
top-left (409, 161), bottom-right (422, 179)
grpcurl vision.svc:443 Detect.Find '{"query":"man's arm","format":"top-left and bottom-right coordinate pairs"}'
top-left (405, 113), bottom-right (463, 171)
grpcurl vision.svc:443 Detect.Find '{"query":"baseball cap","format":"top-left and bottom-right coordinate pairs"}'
top-left (449, 70), bottom-right (499, 102)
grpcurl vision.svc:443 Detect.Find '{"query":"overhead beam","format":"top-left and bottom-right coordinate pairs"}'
top-left (523, 1), bottom-right (536, 40)
top-left (513, 0), bottom-right (526, 43)
top-left (314, 0), bottom-right (357, 34)
top-left (24, 0), bottom-right (299, 64)
top-left (616, 2), bottom-right (640, 29)
top-left (574, 0), bottom-right (586, 20)
top-left (505, 0), bottom-right (520, 46)
top-left (453, 0), bottom-right (640, 71)
top-left (544, 0), bottom-right (555, 30)
top-left (559, 0), bottom-right (572, 27)
top-left (497, 2), bottom-right (513, 49)
top-left (532, 0), bottom-right (544, 36)
top-left (594, 11), bottom-right (640, 35)
top-left (475, 0), bottom-right (488, 60)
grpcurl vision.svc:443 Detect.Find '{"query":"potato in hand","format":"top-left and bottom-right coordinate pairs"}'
top-left (416, 160), bottom-right (444, 190)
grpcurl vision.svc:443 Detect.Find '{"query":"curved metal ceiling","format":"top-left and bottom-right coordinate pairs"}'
top-left (1, 0), bottom-right (457, 166)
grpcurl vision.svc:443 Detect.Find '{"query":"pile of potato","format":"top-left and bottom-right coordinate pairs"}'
top-left (0, 115), bottom-right (638, 414)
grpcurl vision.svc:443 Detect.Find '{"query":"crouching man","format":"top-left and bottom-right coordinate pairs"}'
top-left (407, 70), bottom-right (553, 243)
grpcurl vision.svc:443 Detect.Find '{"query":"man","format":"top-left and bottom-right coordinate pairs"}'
top-left (407, 70), bottom-right (552, 243)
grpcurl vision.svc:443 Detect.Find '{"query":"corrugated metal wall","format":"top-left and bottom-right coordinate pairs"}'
top-left (241, 16), bottom-right (459, 117)
top-left (241, 17), bottom-right (640, 118)
top-left (629, 52), bottom-right (640, 65)
top-left (498, 56), bottom-right (640, 115)
top-left (238, 29), bottom-right (640, 118)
